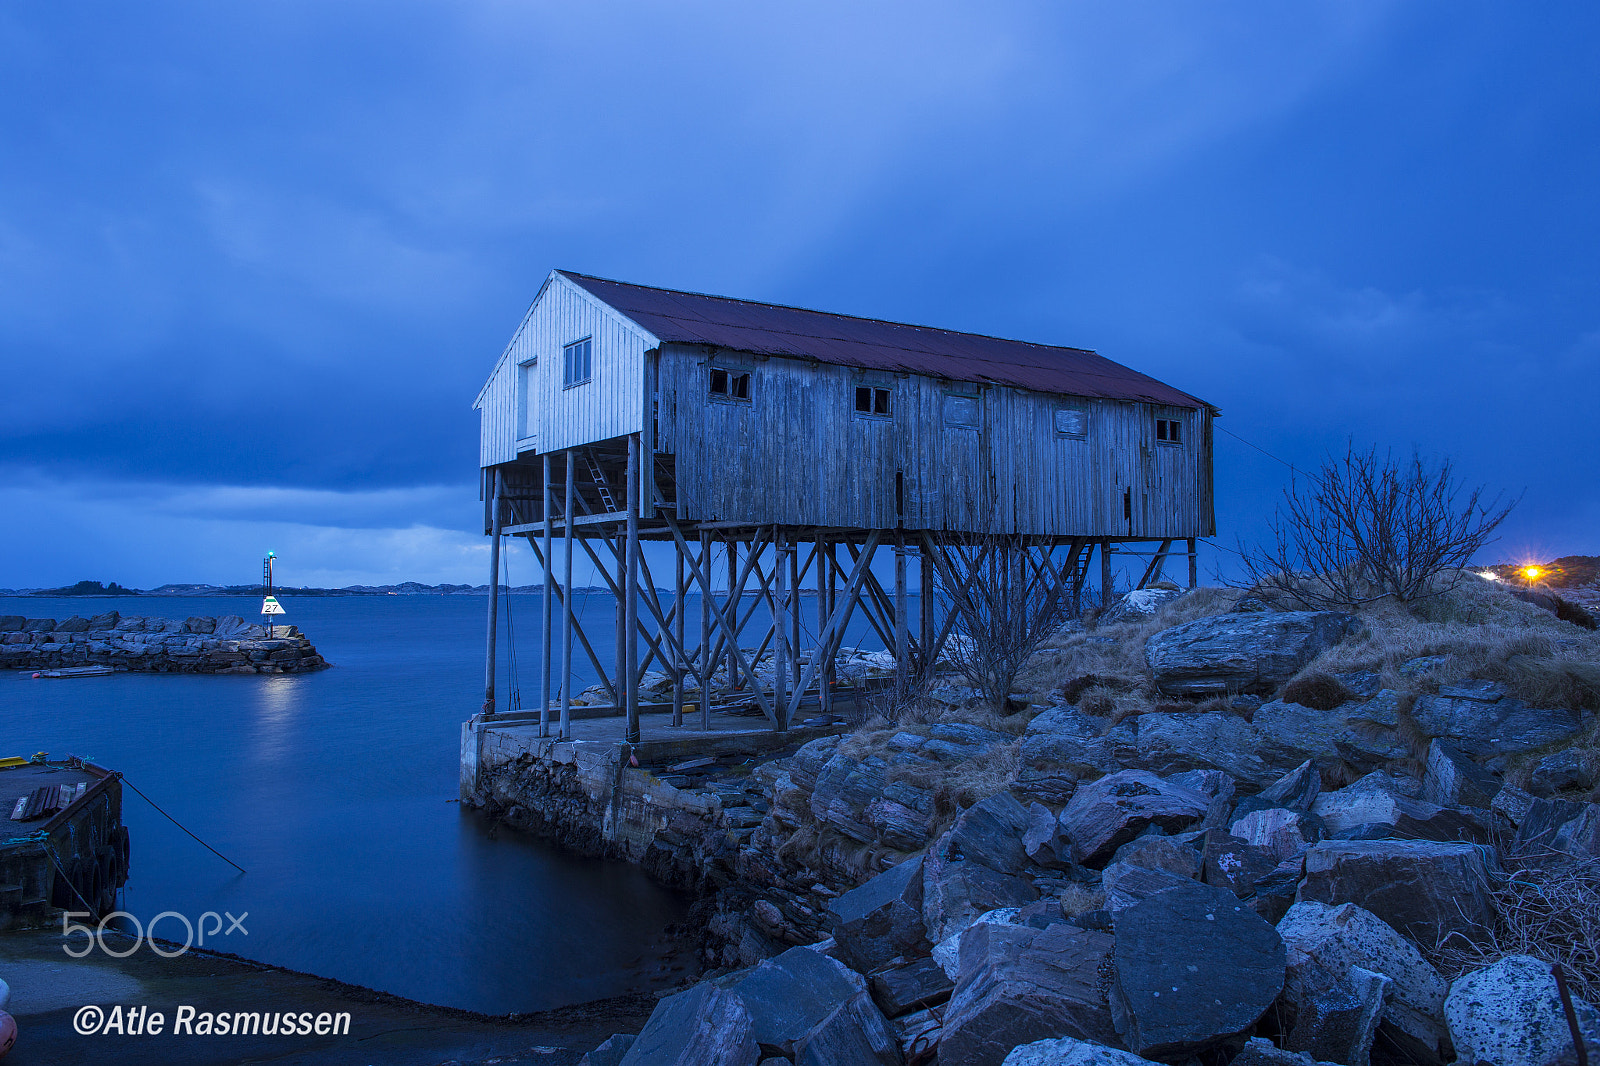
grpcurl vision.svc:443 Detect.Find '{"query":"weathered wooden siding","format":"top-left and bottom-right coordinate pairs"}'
top-left (654, 345), bottom-right (1214, 538)
top-left (476, 273), bottom-right (656, 467)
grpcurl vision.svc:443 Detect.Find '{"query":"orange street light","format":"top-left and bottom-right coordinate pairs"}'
top-left (1522, 566), bottom-right (1543, 581)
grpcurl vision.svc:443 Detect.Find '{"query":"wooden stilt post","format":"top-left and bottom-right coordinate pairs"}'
top-left (725, 539), bottom-right (738, 696)
top-left (919, 538), bottom-right (934, 680)
top-left (483, 468), bottom-right (502, 717)
top-left (790, 538), bottom-right (802, 692)
top-left (540, 454), bottom-right (553, 737)
top-left (700, 528), bottom-right (711, 729)
top-left (673, 536), bottom-right (685, 727)
top-left (1187, 537), bottom-right (1198, 589)
top-left (1101, 538), bottom-right (1114, 606)
top-left (561, 450), bottom-right (575, 739)
top-left (894, 534), bottom-right (909, 699)
top-left (625, 434), bottom-right (641, 745)
top-left (774, 529), bottom-right (789, 731)
top-left (817, 535), bottom-right (830, 717)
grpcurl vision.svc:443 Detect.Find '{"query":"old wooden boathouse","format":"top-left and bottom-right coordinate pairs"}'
top-left (473, 270), bottom-right (1215, 743)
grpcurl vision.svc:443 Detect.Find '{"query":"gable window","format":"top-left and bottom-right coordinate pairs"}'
top-left (943, 394), bottom-right (979, 428)
top-left (562, 337), bottom-right (592, 388)
top-left (709, 368), bottom-right (751, 402)
top-left (1054, 407), bottom-right (1087, 439)
top-left (855, 385), bottom-right (892, 417)
top-left (1156, 418), bottom-right (1182, 444)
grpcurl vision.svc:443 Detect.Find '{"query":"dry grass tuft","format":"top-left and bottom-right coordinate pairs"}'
top-left (1281, 671), bottom-right (1355, 711)
top-left (1058, 884), bottom-right (1107, 917)
top-left (1434, 855), bottom-right (1600, 1004)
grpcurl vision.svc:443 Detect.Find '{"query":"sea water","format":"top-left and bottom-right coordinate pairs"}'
top-left (0, 592), bottom-right (724, 1014)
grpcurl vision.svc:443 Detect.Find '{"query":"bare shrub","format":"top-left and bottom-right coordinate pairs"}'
top-left (1239, 444), bottom-right (1517, 610)
top-left (1058, 884), bottom-right (1107, 918)
top-left (928, 533), bottom-right (1074, 711)
top-left (1435, 856), bottom-right (1600, 1004)
top-left (1280, 671), bottom-right (1355, 711)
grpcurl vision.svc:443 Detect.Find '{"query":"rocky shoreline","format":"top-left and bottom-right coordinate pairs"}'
top-left (0, 612), bottom-right (330, 674)
top-left (468, 584), bottom-right (1600, 1066)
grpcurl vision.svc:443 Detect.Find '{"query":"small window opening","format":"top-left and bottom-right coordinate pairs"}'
top-left (562, 337), bottom-right (592, 387)
top-left (709, 369), bottom-right (751, 402)
top-left (856, 385), bottom-right (892, 417)
top-left (1156, 418), bottom-right (1181, 443)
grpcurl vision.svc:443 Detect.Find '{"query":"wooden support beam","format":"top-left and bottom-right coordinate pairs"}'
top-left (787, 530), bottom-right (881, 718)
top-left (673, 543), bottom-right (685, 727)
top-left (774, 530), bottom-right (789, 731)
top-left (1101, 538), bottom-right (1113, 606)
top-left (894, 536), bottom-right (909, 695)
top-left (1136, 539), bottom-right (1175, 590)
top-left (625, 433), bottom-right (641, 745)
top-left (699, 529), bottom-right (712, 730)
top-left (561, 450), bottom-right (575, 738)
top-left (484, 469), bottom-right (503, 716)
top-left (525, 537), bottom-right (616, 705)
top-left (817, 535), bottom-right (831, 716)
top-left (1187, 537), bottom-right (1198, 589)
top-left (540, 454), bottom-right (553, 737)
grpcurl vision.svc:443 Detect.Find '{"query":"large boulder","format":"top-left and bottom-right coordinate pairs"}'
top-left (794, 990), bottom-right (902, 1066)
top-left (1230, 808), bottom-right (1323, 861)
top-left (1277, 901), bottom-right (1448, 1061)
top-left (870, 957), bottom-right (954, 1017)
top-left (1018, 708), bottom-right (1129, 796)
top-left (1110, 880), bottom-right (1287, 1059)
top-left (619, 982), bottom-right (760, 1066)
top-left (1445, 955), bottom-right (1600, 1066)
top-left (1057, 770), bottom-right (1209, 866)
top-left (1100, 587), bottom-right (1184, 626)
top-left (1001, 1036), bottom-right (1156, 1066)
top-left (1281, 962), bottom-right (1390, 1066)
top-left (1144, 611), bottom-right (1360, 697)
top-left (945, 793), bottom-right (1035, 876)
top-left (828, 856), bottom-right (931, 975)
top-left (1295, 840), bottom-right (1498, 946)
top-left (1422, 740), bottom-right (1501, 809)
top-left (579, 1034), bottom-right (637, 1066)
top-left (923, 856), bottom-right (1038, 947)
top-left (940, 922), bottom-right (1119, 1066)
top-left (1130, 712), bottom-right (1276, 787)
top-left (1309, 786), bottom-right (1489, 844)
top-left (708, 946), bottom-right (866, 1052)
top-left (1410, 693), bottom-right (1582, 760)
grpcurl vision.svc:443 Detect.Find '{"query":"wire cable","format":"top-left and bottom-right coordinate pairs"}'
top-left (120, 774), bottom-right (246, 874)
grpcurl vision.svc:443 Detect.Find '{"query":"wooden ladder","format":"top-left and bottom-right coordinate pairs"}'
top-left (583, 451), bottom-right (617, 512)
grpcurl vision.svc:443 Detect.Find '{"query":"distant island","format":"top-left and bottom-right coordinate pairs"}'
top-left (0, 581), bottom-right (649, 598)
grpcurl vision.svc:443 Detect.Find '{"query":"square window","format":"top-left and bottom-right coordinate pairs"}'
top-left (562, 337), bottom-right (592, 387)
top-left (1054, 408), bottom-right (1087, 438)
top-left (710, 368), bottom-right (729, 395)
top-left (710, 369), bottom-right (750, 403)
top-left (1156, 420), bottom-right (1168, 441)
top-left (944, 394), bottom-right (979, 427)
top-left (731, 373), bottom-right (750, 399)
top-left (1156, 418), bottom-right (1181, 444)
top-left (873, 387), bottom-right (891, 415)
top-left (855, 386), bottom-right (872, 413)
top-left (855, 385), bottom-right (892, 418)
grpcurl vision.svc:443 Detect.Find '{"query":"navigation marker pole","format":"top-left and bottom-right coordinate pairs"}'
top-left (261, 550), bottom-right (286, 637)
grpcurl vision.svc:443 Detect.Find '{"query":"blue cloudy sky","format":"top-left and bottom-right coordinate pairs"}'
top-left (2, 3), bottom-right (1596, 589)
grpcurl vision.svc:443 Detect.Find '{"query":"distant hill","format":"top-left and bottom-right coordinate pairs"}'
top-left (4, 581), bottom-right (674, 598)
top-left (1485, 555), bottom-right (1600, 588)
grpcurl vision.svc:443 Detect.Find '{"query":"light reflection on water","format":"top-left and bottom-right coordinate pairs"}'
top-left (0, 594), bottom-right (694, 1013)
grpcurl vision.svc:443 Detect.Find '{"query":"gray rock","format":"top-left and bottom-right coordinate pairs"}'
top-left (870, 957), bottom-right (953, 1017)
top-left (1166, 769), bottom-right (1237, 829)
top-left (1100, 587), bottom-right (1184, 626)
top-left (923, 855), bottom-right (1038, 946)
top-left (1282, 962), bottom-right (1389, 1066)
top-left (1103, 862), bottom-right (1197, 912)
top-left (620, 982), bottom-right (760, 1066)
top-left (1230, 808), bottom-right (1323, 861)
top-left (712, 946), bottom-right (867, 1051)
top-left (1111, 834), bottom-right (1203, 880)
top-left (1058, 770), bottom-right (1210, 866)
top-left (1549, 803), bottom-right (1600, 861)
top-left (1202, 832), bottom-right (1281, 898)
top-left (1333, 672), bottom-right (1383, 699)
top-left (1145, 611), bottom-right (1361, 697)
top-left (1445, 955), bottom-right (1600, 1066)
top-left (1257, 760), bottom-right (1323, 812)
top-left (1511, 798), bottom-right (1588, 856)
top-left (1310, 787), bottom-right (1488, 844)
top-left (1437, 679), bottom-right (1509, 702)
top-left (1530, 748), bottom-right (1598, 797)
top-left (811, 752), bottom-right (893, 843)
top-left (1410, 694), bottom-right (1581, 759)
top-left (1493, 784), bottom-right (1538, 829)
top-left (1110, 880), bottom-right (1286, 1058)
top-left (1023, 801), bottom-right (1071, 868)
top-left (1295, 840), bottom-right (1498, 946)
top-left (795, 990), bottom-right (903, 1066)
top-left (1229, 1036), bottom-right (1343, 1066)
top-left (932, 908), bottom-right (1024, 980)
top-left (183, 615), bottom-right (216, 634)
top-left (23, 618), bottom-right (57, 632)
top-left (0, 615), bottom-right (24, 630)
top-left (946, 792), bottom-right (1034, 876)
top-left (1277, 901), bottom-right (1448, 1061)
top-left (1131, 712), bottom-right (1276, 787)
top-left (1250, 700), bottom-right (1344, 768)
top-left (579, 1033), bottom-right (636, 1066)
top-left (941, 922), bottom-right (1119, 1066)
top-left (55, 615), bottom-right (90, 633)
top-left (1020, 708), bottom-right (1128, 785)
top-left (1001, 1035), bottom-right (1155, 1066)
top-left (1423, 740), bottom-right (1501, 809)
top-left (828, 856), bottom-right (930, 975)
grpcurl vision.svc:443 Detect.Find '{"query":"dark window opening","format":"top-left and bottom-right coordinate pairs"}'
top-left (1124, 487), bottom-right (1132, 521)
top-left (709, 369), bottom-right (751, 402)
top-left (562, 337), bottom-right (592, 387)
top-left (895, 471), bottom-right (904, 517)
top-left (856, 385), bottom-right (892, 417)
top-left (1156, 418), bottom-right (1181, 443)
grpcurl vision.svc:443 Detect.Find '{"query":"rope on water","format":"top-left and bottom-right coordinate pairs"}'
top-left (119, 774), bottom-right (246, 875)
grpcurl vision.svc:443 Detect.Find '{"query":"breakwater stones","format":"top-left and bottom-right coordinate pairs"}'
top-left (0, 612), bottom-right (330, 674)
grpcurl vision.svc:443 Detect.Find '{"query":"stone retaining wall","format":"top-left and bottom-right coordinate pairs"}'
top-left (0, 612), bottom-right (330, 674)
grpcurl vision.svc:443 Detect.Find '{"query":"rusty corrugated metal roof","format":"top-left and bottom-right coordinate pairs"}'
top-left (559, 270), bottom-right (1208, 409)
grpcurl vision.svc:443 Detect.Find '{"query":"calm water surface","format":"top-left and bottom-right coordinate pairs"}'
top-left (0, 593), bottom-right (697, 1013)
